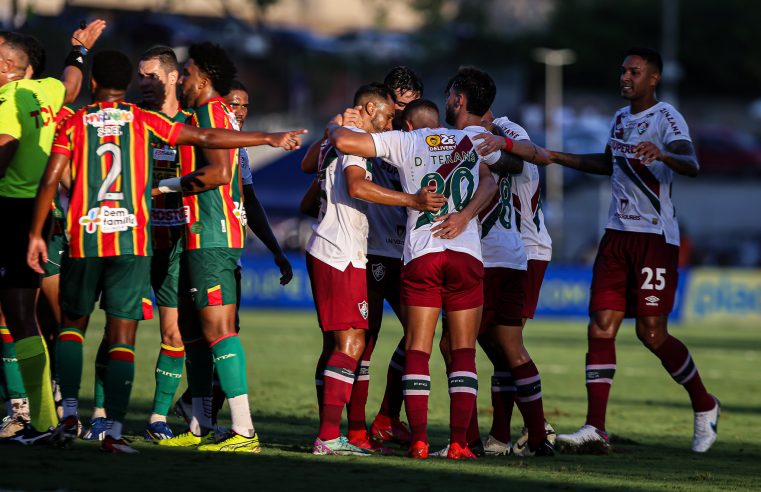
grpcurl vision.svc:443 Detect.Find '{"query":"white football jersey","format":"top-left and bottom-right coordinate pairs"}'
top-left (479, 171), bottom-right (527, 270)
top-left (370, 126), bottom-right (501, 265)
top-left (606, 101), bottom-right (690, 246)
top-left (366, 159), bottom-right (406, 259)
top-left (493, 116), bottom-right (552, 261)
top-left (306, 140), bottom-right (372, 271)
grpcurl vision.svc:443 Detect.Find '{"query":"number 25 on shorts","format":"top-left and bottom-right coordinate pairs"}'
top-left (641, 267), bottom-right (666, 290)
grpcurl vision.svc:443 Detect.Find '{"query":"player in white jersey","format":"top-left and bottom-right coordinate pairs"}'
top-left (307, 83), bottom-right (445, 456)
top-left (546, 48), bottom-right (718, 453)
top-left (329, 67), bottom-right (551, 460)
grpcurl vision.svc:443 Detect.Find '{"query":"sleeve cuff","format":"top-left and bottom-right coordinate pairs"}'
top-left (51, 144), bottom-right (72, 158)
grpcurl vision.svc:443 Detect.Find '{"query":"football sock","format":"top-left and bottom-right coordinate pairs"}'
top-left (56, 328), bottom-right (84, 404)
top-left (16, 336), bottom-right (57, 430)
top-left (152, 343), bottom-right (185, 417)
top-left (378, 337), bottom-right (405, 419)
top-left (490, 367), bottom-right (516, 444)
top-left (403, 349), bottom-right (430, 444)
top-left (585, 337), bottom-right (616, 431)
top-left (314, 355), bottom-right (326, 410)
top-left (211, 376), bottom-right (226, 425)
top-left (1, 328), bottom-right (28, 404)
top-left (184, 338), bottom-right (214, 429)
top-left (104, 344), bottom-right (135, 423)
top-left (93, 336), bottom-right (109, 410)
top-left (62, 398), bottom-right (78, 419)
top-left (347, 337), bottom-right (373, 433)
top-left (466, 398), bottom-right (480, 445)
top-left (448, 348), bottom-right (478, 447)
top-left (210, 334), bottom-right (255, 437)
top-left (652, 335), bottom-right (715, 412)
top-left (513, 359), bottom-right (546, 447)
top-left (319, 351), bottom-right (357, 441)
top-left (190, 397), bottom-right (212, 435)
top-left (105, 420), bottom-right (123, 440)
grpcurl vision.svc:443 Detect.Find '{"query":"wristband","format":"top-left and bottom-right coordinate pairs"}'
top-left (64, 46), bottom-right (88, 72)
top-left (158, 177), bottom-right (182, 194)
top-left (503, 137), bottom-right (514, 152)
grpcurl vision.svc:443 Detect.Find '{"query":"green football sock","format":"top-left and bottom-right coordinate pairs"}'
top-left (94, 336), bottom-right (109, 409)
top-left (56, 328), bottom-right (84, 400)
top-left (1, 327), bottom-right (28, 400)
top-left (210, 334), bottom-right (248, 398)
top-left (16, 336), bottom-right (57, 430)
top-left (185, 339), bottom-right (213, 398)
top-left (152, 344), bottom-right (185, 416)
top-left (104, 344), bottom-right (135, 423)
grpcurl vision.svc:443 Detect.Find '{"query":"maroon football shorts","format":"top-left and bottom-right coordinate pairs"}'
top-left (589, 229), bottom-right (679, 318)
top-left (522, 259), bottom-right (549, 319)
top-left (307, 253), bottom-right (369, 332)
top-left (480, 267), bottom-right (527, 333)
top-left (401, 250), bottom-right (484, 312)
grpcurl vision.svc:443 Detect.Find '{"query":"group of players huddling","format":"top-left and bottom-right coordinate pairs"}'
top-left (0, 20), bottom-right (719, 457)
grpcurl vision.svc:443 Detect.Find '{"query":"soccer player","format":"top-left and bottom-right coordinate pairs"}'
top-left (0, 23), bottom-right (104, 441)
top-left (154, 42), bottom-right (304, 453)
top-left (329, 69), bottom-right (551, 459)
top-left (26, 49), bottom-right (305, 453)
top-left (308, 82), bottom-right (445, 456)
top-left (349, 67), bottom-right (424, 449)
top-left (547, 48), bottom-right (718, 453)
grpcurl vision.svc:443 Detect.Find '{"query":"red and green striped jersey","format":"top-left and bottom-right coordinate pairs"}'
top-left (181, 97), bottom-right (244, 250)
top-left (52, 101), bottom-right (184, 258)
top-left (50, 104), bottom-right (78, 226)
top-left (148, 106), bottom-right (194, 250)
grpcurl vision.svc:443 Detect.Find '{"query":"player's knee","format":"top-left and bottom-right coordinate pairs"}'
top-left (588, 317), bottom-right (617, 339)
top-left (635, 318), bottom-right (667, 350)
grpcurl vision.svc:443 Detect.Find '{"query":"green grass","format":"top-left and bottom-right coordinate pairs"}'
top-left (1, 310), bottom-right (759, 491)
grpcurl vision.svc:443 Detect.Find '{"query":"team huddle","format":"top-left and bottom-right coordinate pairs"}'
top-left (0, 20), bottom-right (719, 458)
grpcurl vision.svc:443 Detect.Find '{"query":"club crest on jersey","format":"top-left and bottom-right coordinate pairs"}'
top-left (371, 263), bottom-right (386, 282)
top-left (396, 225), bottom-right (405, 238)
top-left (358, 300), bottom-right (369, 320)
top-left (637, 121), bottom-right (649, 134)
top-left (79, 206), bottom-right (137, 234)
top-left (619, 198), bottom-right (629, 212)
top-left (425, 134), bottom-right (456, 152)
top-left (84, 108), bottom-right (134, 137)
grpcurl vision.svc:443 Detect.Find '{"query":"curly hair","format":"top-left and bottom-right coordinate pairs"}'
top-left (383, 66), bottom-right (424, 97)
top-left (445, 66), bottom-right (495, 118)
top-left (188, 42), bottom-right (237, 96)
top-left (92, 50), bottom-right (133, 91)
top-left (22, 35), bottom-right (46, 78)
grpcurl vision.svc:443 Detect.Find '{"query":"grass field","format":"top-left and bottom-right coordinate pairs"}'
top-left (1, 310), bottom-right (759, 491)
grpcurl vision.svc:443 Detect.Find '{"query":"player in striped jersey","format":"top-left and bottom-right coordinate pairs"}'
top-left (547, 48), bottom-right (718, 453)
top-left (26, 49), bottom-right (305, 453)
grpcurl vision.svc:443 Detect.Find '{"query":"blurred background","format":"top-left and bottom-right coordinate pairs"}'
top-left (3, 0), bottom-right (759, 321)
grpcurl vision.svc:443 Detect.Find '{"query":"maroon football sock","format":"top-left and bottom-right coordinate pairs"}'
top-left (403, 350), bottom-right (430, 444)
top-left (347, 338), bottom-right (374, 433)
top-left (512, 359), bottom-right (546, 447)
top-left (489, 367), bottom-right (515, 443)
top-left (448, 348), bottom-right (478, 447)
top-left (466, 398), bottom-right (481, 445)
top-left (318, 351), bottom-right (357, 441)
top-left (378, 337), bottom-right (405, 420)
top-left (585, 338), bottom-right (616, 431)
top-left (653, 335), bottom-right (715, 412)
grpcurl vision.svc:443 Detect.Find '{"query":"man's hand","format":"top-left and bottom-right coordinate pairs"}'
top-left (341, 106), bottom-right (363, 129)
top-left (27, 235), bottom-right (48, 274)
top-left (633, 141), bottom-right (663, 165)
top-left (267, 129), bottom-right (308, 151)
top-left (481, 110), bottom-right (495, 132)
top-left (473, 132), bottom-right (506, 156)
top-left (431, 212), bottom-right (469, 239)
top-left (411, 185), bottom-right (446, 212)
top-left (274, 253), bottom-right (293, 285)
top-left (72, 19), bottom-right (106, 49)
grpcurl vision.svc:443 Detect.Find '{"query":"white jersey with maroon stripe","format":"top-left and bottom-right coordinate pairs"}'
top-left (479, 171), bottom-right (527, 270)
top-left (607, 101), bottom-right (690, 246)
top-left (306, 140), bottom-right (372, 271)
top-left (370, 126), bottom-right (501, 265)
top-left (493, 116), bottom-right (552, 261)
top-left (366, 159), bottom-right (406, 259)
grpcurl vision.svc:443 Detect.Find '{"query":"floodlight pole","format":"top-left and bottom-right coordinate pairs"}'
top-left (533, 48), bottom-right (575, 261)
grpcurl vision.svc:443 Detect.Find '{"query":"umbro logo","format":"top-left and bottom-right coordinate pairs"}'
top-left (645, 295), bottom-right (660, 306)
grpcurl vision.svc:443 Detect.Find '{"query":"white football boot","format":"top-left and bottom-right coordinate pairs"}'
top-left (692, 396), bottom-right (720, 453)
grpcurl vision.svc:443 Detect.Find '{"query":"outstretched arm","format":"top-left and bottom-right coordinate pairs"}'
top-left (176, 126), bottom-right (307, 151)
top-left (634, 139), bottom-right (699, 177)
top-left (28, 153), bottom-right (69, 273)
top-left (61, 19), bottom-right (106, 104)
top-left (328, 125), bottom-right (377, 158)
top-left (549, 145), bottom-right (613, 175)
top-left (345, 165), bottom-right (445, 212)
top-left (473, 133), bottom-right (551, 165)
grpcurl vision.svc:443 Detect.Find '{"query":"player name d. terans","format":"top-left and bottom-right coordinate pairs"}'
top-left (415, 150), bottom-right (477, 167)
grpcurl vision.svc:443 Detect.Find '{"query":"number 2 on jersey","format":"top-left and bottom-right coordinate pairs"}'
top-left (96, 143), bottom-right (124, 201)
top-left (417, 167), bottom-right (475, 227)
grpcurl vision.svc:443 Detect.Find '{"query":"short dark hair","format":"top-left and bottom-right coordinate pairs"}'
top-left (229, 79), bottom-right (248, 94)
top-left (401, 98), bottom-right (439, 121)
top-left (188, 42), bottom-right (237, 96)
top-left (353, 82), bottom-right (395, 107)
top-left (384, 66), bottom-right (424, 97)
top-left (140, 45), bottom-right (179, 74)
top-left (625, 47), bottom-right (663, 74)
top-left (445, 66), bottom-right (495, 118)
top-left (92, 50), bottom-right (133, 91)
top-left (0, 32), bottom-right (29, 69)
top-left (22, 34), bottom-right (46, 78)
